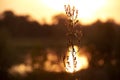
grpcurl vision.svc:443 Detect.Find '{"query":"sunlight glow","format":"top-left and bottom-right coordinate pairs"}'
top-left (9, 64), bottom-right (32, 76)
top-left (65, 46), bottom-right (89, 73)
top-left (44, 50), bottom-right (64, 72)
top-left (0, 0), bottom-right (120, 25)
top-left (42, 0), bottom-right (107, 24)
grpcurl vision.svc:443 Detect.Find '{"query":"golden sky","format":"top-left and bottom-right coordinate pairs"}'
top-left (0, 0), bottom-right (120, 25)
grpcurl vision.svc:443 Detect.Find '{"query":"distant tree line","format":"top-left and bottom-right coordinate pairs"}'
top-left (0, 11), bottom-right (120, 80)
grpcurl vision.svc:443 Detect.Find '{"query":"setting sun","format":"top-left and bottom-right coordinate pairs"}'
top-left (41, 0), bottom-right (106, 24)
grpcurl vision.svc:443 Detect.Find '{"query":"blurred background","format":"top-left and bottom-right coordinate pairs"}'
top-left (0, 0), bottom-right (120, 80)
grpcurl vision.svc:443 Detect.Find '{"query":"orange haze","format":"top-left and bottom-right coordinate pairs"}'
top-left (0, 0), bottom-right (120, 25)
